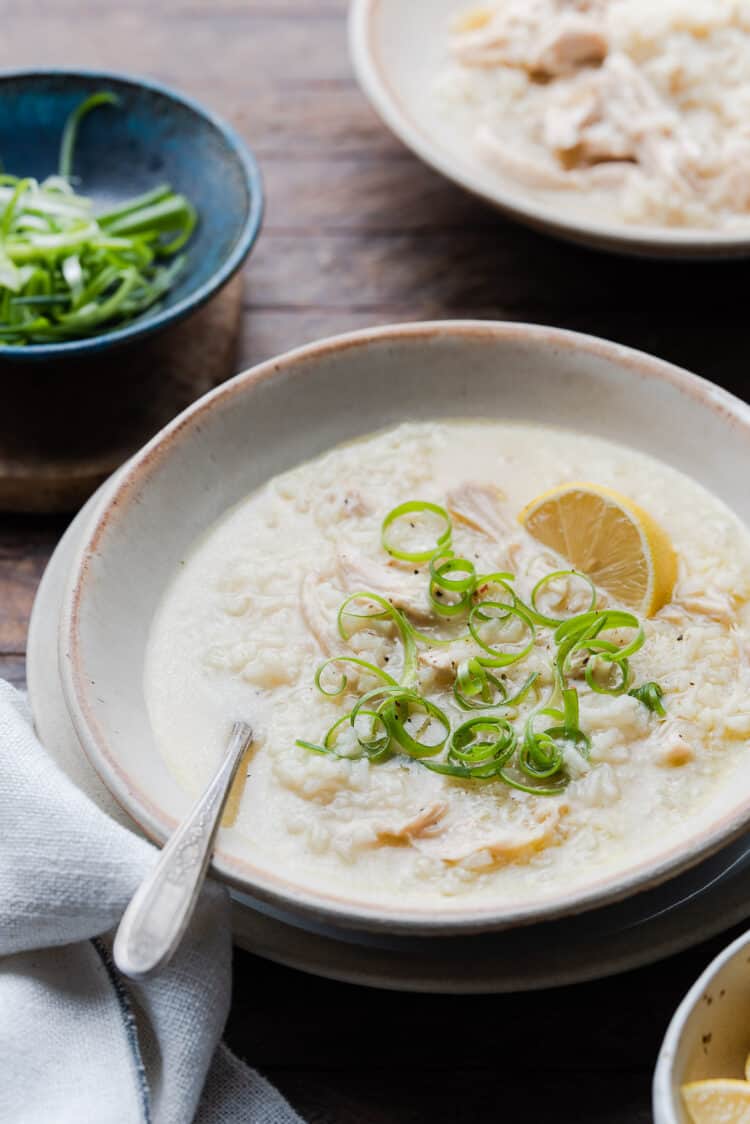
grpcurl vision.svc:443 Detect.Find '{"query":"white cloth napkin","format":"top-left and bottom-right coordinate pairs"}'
top-left (0, 681), bottom-right (304, 1124)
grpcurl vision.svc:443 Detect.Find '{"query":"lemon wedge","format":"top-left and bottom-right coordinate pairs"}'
top-left (518, 482), bottom-right (677, 617)
top-left (682, 1079), bottom-right (750, 1123)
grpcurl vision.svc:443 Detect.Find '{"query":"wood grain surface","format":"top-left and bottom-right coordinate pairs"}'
top-left (0, 270), bottom-right (242, 514)
top-left (1, 1), bottom-right (748, 1121)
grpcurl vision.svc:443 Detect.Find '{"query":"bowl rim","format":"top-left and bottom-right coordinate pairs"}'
top-left (0, 67), bottom-right (264, 360)
top-left (60, 319), bottom-right (750, 935)
top-left (348, 0), bottom-right (750, 259)
top-left (652, 927), bottom-right (750, 1124)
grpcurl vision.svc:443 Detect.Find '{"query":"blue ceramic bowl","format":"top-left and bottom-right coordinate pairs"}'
top-left (0, 69), bottom-right (263, 360)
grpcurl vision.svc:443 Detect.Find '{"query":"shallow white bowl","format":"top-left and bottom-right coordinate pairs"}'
top-left (654, 929), bottom-right (750, 1124)
top-left (60, 320), bottom-right (750, 935)
top-left (349, 0), bottom-right (750, 259)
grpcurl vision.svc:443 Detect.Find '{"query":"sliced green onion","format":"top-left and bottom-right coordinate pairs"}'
top-left (495, 769), bottom-right (569, 798)
top-left (629, 681), bottom-right (666, 717)
top-left (59, 91), bottom-right (119, 180)
top-left (453, 657), bottom-right (507, 710)
top-left (473, 570), bottom-right (517, 607)
top-left (504, 671), bottom-right (540, 708)
top-left (295, 707), bottom-right (392, 763)
top-left (429, 552), bottom-right (477, 617)
top-left (381, 691), bottom-right (451, 759)
top-left (296, 498), bottom-right (657, 800)
top-left (295, 739), bottom-right (329, 755)
top-left (313, 656), bottom-right (398, 698)
top-left (450, 716), bottom-right (516, 768)
top-left (554, 609), bottom-right (643, 694)
top-left (337, 591), bottom-right (418, 689)
top-left (381, 501), bottom-right (452, 563)
top-left (0, 92), bottom-right (198, 346)
top-left (468, 601), bottom-right (536, 668)
top-left (584, 649), bottom-right (630, 696)
top-left (529, 570), bottom-right (596, 626)
top-left (520, 712), bottom-right (566, 780)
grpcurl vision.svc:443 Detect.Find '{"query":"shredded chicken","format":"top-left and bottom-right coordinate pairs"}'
top-left (453, 0), bottom-right (607, 76)
top-left (661, 581), bottom-right (737, 627)
top-left (300, 545), bottom-right (437, 653)
top-left (676, 593), bottom-right (736, 627)
top-left (654, 722), bottom-right (695, 768)
top-left (446, 482), bottom-right (512, 537)
top-left (314, 488), bottom-right (372, 532)
top-left (300, 570), bottom-right (339, 655)
top-left (335, 547), bottom-right (432, 621)
top-left (446, 0), bottom-right (750, 228)
top-left (476, 126), bottom-right (582, 189)
top-left (415, 806), bottom-right (563, 869)
top-left (374, 802), bottom-right (449, 845)
top-left (533, 13), bottom-right (608, 77)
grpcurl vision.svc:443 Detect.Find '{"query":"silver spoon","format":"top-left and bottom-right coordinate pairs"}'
top-left (113, 721), bottom-right (254, 980)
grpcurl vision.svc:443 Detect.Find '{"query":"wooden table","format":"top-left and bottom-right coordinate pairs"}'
top-left (2, 2), bottom-right (749, 1119)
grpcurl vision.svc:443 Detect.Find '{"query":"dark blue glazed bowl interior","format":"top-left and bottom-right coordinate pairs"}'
top-left (0, 70), bottom-right (263, 359)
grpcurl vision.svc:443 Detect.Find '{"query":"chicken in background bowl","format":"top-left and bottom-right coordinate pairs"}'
top-left (440, 0), bottom-right (750, 230)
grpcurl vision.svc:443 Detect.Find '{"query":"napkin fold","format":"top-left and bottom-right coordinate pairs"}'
top-left (0, 681), bottom-right (303, 1124)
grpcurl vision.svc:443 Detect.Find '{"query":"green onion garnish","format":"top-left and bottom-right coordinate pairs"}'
top-left (381, 501), bottom-right (452, 563)
top-left (423, 715), bottom-right (516, 779)
top-left (337, 591), bottom-right (418, 688)
top-left (296, 499), bottom-right (666, 797)
top-left (0, 91), bottom-right (197, 345)
top-left (313, 656), bottom-right (398, 697)
top-left (429, 552), bottom-right (477, 617)
top-left (468, 600), bottom-right (536, 668)
top-left (381, 691), bottom-right (451, 758)
top-left (629, 681), bottom-right (666, 717)
top-left (529, 569), bottom-right (596, 626)
top-left (453, 657), bottom-right (508, 710)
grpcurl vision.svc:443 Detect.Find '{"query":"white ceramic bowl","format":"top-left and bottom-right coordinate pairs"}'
top-left (654, 929), bottom-right (750, 1124)
top-left (59, 320), bottom-right (750, 935)
top-left (349, 0), bottom-right (750, 259)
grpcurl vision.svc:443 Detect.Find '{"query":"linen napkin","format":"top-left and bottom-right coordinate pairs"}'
top-left (0, 680), bottom-right (304, 1124)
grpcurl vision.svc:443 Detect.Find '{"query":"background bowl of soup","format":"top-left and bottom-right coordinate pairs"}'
top-left (58, 320), bottom-right (750, 934)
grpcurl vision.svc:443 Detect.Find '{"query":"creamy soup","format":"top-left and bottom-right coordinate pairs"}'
top-left (437, 0), bottom-right (750, 230)
top-left (145, 422), bottom-right (750, 911)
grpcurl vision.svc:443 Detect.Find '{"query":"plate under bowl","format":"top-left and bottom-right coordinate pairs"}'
top-left (59, 320), bottom-right (750, 935)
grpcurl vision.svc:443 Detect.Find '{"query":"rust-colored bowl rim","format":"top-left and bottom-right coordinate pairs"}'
top-left (60, 320), bottom-right (750, 935)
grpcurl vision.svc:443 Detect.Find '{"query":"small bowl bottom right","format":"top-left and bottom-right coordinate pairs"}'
top-left (654, 928), bottom-right (750, 1123)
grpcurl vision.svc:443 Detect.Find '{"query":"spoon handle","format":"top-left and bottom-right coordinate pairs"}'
top-left (113, 721), bottom-right (254, 980)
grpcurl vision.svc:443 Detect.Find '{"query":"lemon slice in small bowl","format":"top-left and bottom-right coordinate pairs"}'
top-left (519, 482), bottom-right (677, 617)
top-left (682, 1078), bottom-right (750, 1123)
